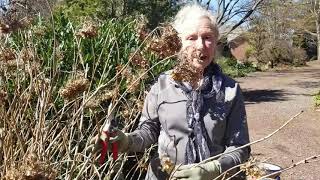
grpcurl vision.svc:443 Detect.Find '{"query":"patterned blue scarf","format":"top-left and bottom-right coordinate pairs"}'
top-left (177, 63), bottom-right (223, 164)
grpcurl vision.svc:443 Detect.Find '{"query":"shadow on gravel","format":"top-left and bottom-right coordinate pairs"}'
top-left (289, 80), bottom-right (320, 89)
top-left (243, 89), bottom-right (287, 104)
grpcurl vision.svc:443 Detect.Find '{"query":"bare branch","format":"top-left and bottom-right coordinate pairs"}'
top-left (259, 154), bottom-right (320, 179)
top-left (227, 0), bottom-right (265, 34)
top-left (195, 110), bottom-right (304, 166)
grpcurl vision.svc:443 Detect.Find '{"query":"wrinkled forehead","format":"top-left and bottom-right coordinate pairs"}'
top-left (178, 16), bottom-right (216, 36)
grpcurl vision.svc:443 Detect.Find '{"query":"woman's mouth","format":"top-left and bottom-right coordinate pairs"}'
top-left (195, 55), bottom-right (207, 63)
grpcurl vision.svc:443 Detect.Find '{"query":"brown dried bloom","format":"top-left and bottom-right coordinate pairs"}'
top-left (146, 24), bottom-right (181, 59)
top-left (240, 158), bottom-right (267, 179)
top-left (0, 48), bottom-right (16, 62)
top-left (85, 90), bottom-right (114, 109)
top-left (116, 64), bottom-right (130, 77)
top-left (0, 89), bottom-right (7, 103)
top-left (5, 153), bottom-right (57, 180)
top-left (160, 154), bottom-right (175, 174)
top-left (76, 21), bottom-right (98, 38)
top-left (0, 47), bottom-right (41, 73)
top-left (0, 23), bottom-right (11, 34)
top-left (59, 73), bottom-right (89, 100)
top-left (171, 47), bottom-right (203, 86)
top-left (129, 51), bottom-right (149, 69)
top-left (0, 48), bottom-right (22, 72)
top-left (0, 18), bottom-right (32, 35)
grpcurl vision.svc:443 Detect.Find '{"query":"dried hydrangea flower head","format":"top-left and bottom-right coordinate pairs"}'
top-left (146, 24), bottom-right (182, 59)
top-left (0, 23), bottom-right (11, 34)
top-left (160, 154), bottom-right (175, 174)
top-left (0, 18), bottom-right (32, 35)
top-left (129, 50), bottom-right (149, 69)
top-left (5, 153), bottom-right (57, 180)
top-left (59, 72), bottom-right (89, 101)
top-left (171, 46), bottom-right (204, 87)
top-left (0, 89), bottom-right (7, 105)
top-left (0, 48), bottom-right (16, 62)
top-left (76, 20), bottom-right (98, 38)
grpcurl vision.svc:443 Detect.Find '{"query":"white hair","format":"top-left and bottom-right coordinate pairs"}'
top-left (172, 4), bottom-right (219, 38)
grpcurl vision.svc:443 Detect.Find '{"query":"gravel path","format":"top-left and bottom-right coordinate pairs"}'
top-left (236, 61), bottom-right (320, 179)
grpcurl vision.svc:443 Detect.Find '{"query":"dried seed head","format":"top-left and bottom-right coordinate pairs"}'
top-left (0, 89), bottom-right (7, 104)
top-left (0, 48), bottom-right (16, 62)
top-left (146, 24), bottom-right (181, 59)
top-left (240, 158), bottom-right (267, 179)
top-left (59, 73), bottom-right (89, 101)
top-left (116, 64), bottom-right (132, 80)
top-left (0, 23), bottom-right (11, 34)
top-left (160, 154), bottom-right (175, 174)
top-left (76, 21), bottom-right (98, 38)
top-left (85, 90), bottom-right (114, 109)
top-left (0, 18), bottom-right (32, 35)
top-left (129, 51), bottom-right (149, 69)
top-left (121, 108), bottom-right (131, 120)
top-left (5, 153), bottom-right (57, 180)
top-left (171, 47), bottom-right (203, 86)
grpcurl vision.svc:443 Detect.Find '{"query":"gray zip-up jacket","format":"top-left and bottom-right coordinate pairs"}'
top-left (127, 68), bottom-right (250, 179)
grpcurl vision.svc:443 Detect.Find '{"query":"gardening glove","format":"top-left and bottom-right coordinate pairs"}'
top-left (90, 128), bottom-right (129, 155)
top-left (172, 160), bottom-right (221, 180)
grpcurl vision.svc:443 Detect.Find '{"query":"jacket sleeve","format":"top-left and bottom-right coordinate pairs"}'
top-left (218, 84), bottom-right (251, 172)
top-left (127, 82), bottom-right (161, 152)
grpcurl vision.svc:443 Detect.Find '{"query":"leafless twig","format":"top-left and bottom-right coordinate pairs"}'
top-left (196, 110), bottom-right (304, 166)
top-left (259, 154), bottom-right (320, 179)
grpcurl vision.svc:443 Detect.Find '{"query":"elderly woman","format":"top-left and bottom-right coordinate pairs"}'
top-left (99, 4), bottom-right (250, 180)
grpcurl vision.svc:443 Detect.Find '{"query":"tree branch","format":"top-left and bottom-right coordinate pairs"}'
top-left (196, 110), bottom-right (304, 166)
top-left (259, 154), bottom-right (320, 179)
top-left (226, 0), bottom-right (265, 35)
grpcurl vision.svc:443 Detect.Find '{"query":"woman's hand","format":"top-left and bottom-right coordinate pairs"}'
top-left (90, 129), bottom-right (129, 154)
top-left (172, 160), bottom-right (221, 180)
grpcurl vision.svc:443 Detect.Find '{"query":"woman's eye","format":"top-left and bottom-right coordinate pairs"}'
top-left (204, 35), bottom-right (212, 40)
top-left (187, 36), bottom-right (196, 40)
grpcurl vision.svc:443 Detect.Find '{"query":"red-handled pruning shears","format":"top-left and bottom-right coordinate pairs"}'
top-left (99, 104), bottom-right (119, 165)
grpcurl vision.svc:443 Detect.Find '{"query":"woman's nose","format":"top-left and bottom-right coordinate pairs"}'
top-left (195, 38), bottom-right (204, 49)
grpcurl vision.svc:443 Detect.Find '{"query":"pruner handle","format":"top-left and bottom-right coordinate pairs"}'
top-left (99, 130), bottom-right (119, 165)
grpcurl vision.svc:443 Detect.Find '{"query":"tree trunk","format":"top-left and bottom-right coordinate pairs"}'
top-left (317, 1), bottom-right (320, 61)
top-left (317, 19), bottom-right (320, 61)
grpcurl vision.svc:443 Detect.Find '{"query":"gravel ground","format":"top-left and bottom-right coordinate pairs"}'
top-left (236, 61), bottom-right (320, 179)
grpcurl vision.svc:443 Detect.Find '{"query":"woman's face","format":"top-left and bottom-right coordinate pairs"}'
top-left (179, 17), bottom-right (217, 70)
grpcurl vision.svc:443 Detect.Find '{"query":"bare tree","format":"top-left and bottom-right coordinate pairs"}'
top-left (290, 0), bottom-right (320, 61)
top-left (190, 0), bottom-right (264, 35)
top-left (310, 0), bottom-right (320, 61)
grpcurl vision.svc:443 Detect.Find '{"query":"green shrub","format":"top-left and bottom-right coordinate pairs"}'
top-left (314, 91), bottom-right (320, 107)
top-left (216, 57), bottom-right (257, 77)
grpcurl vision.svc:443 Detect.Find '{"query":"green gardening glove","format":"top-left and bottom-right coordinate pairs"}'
top-left (172, 160), bottom-right (221, 180)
